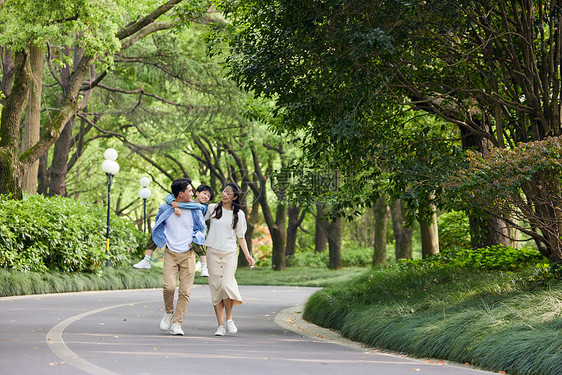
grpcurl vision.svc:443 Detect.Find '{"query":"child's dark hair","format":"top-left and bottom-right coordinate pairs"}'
top-left (171, 178), bottom-right (192, 198)
top-left (211, 182), bottom-right (242, 229)
top-left (196, 185), bottom-right (215, 201)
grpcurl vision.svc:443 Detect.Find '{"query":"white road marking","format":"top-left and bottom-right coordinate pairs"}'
top-left (46, 299), bottom-right (160, 375)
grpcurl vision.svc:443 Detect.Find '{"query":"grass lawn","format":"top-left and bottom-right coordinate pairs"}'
top-left (233, 265), bottom-right (366, 287)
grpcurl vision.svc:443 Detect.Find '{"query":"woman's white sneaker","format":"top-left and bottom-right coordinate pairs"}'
top-left (214, 325), bottom-right (226, 336)
top-left (226, 320), bottom-right (238, 334)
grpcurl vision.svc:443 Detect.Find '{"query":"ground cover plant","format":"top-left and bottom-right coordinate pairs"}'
top-left (0, 266), bottom-right (164, 296)
top-left (0, 264), bottom-right (365, 297)
top-left (303, 246), bottom-right (561, 375)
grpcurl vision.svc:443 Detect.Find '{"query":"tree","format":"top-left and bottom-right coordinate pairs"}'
top-left (448, 137), bottom-right (562, 264)
top-left (390, 199), bottom-right (413, 260)
top-left (214, 0), bottom-right (562, 264)
top-left (0, 0), bottom-right (189, 199)
top-left (314, 204), bottom-right (328, 253)
top-left (373, 194), bottom-right (389, 265)
top-left (326, 216), bottom-right (342, 270)
top-left (21, 44), bottom-right (43, 193)
top-left (285, 205), bottom-right (306, 257)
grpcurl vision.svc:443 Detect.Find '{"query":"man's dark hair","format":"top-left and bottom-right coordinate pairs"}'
top-left (171, 178), bottom-right (192, 198)
top-left (196, 185), bottom-right (215, 201)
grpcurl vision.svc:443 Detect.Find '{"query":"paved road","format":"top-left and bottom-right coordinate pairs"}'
top-left (0, 286), bottom-right (496, 375)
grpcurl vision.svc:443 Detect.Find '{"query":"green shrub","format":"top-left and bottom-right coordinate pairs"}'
top-left (341, 242), bottom-right (373, 267)
top-left (287, 250), bottom-right (329, 268)
top-left (288, 242), bottom-right (372, 268)
top-left (0, 194), bottom-right (146, 273)
top-left (396, 245), bottom-right (547, 272)
top-left (437, 210), bottom-right (471, 250)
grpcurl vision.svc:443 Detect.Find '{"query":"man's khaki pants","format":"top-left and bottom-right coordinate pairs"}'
top-left (163, 248), bottom-right (196, 324)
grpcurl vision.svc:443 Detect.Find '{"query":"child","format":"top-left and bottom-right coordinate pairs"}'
top-left (133, 185), bottom-right (214, 276)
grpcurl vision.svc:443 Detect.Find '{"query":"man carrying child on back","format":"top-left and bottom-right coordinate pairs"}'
top-left (148, 178), bottom-right (214, 335)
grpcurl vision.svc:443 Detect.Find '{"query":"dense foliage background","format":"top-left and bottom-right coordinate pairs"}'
top-left (0, 195), bottom-right (146, 272)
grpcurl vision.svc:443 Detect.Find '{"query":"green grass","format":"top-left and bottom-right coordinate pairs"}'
top-left (303, 265), bottom-right (562, 375)
top-left (0, 261), bottom-right (365, 297)
top-left (233, 266), bottom-right (366, 286)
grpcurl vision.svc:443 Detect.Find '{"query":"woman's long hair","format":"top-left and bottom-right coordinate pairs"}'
top-left (211, 182), bottom-right (242, 229)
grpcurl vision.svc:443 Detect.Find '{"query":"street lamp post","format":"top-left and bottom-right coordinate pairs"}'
top-left (101, 148), bottom-right (119, 267)
top-left (139, 177), bottom-right (151, 233)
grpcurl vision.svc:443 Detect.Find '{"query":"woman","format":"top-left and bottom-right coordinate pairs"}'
top-left (205, 182), bottom-right (255, 336)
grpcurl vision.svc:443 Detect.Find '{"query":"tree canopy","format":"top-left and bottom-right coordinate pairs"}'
top-left (213, 0), bottom-right (562, 263)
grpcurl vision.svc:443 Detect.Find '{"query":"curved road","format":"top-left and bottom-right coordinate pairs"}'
top-left (0, 286), bottom-right (496, 375)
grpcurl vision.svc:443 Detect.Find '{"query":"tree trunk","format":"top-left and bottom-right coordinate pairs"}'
top-left (271, 203), bottom-right (287, 270)
top-left (248, 148), bottom-right (286, 270)
top-left (390, 199), bottom-right (413, 260)
top-left (315, 204), bottom-right (328, 252)
top-left (47, 47), bottom-right (74, 196)
top-left (373, 194), bottom-right (390, 265)
top-left (521, 172), bottom-right (562, 263)
top-left (0, 51), bottom-right (31, 199)
top-left (285, 206), bottom-right (305, 258)
top-left (21, 44), bottom-right (44, 194)
top-left (0, 49), bottom-right (15, 107)
top-left (48, 117), bottom-right (73, 196)
top-left (460, 125), bottom-right (510, 249)
top-left (468, 216), bottom-right (510, 249)
top-left (327, 217), bottom-right (342, 270)
top-left (37, 153), bottom-right (49, 195)
top-left (420, 206), bottom-right (440, 258)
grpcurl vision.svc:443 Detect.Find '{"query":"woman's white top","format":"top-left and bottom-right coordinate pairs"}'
top-left (205, 203), bottom-right (247, 252)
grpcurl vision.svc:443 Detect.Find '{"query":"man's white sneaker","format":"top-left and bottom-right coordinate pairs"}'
top-left (160, 313), bottom-right (173, 331)
top-left (200, 264), bottom-right (209, 277)
top-left (226, 320), bottom-right (238, 334)
top-left (214, 325), bottom-right (226, 336)
top-left (133, 258), bottom-right (151, 269)
top-left (170, 323), bottom-right (184, 336)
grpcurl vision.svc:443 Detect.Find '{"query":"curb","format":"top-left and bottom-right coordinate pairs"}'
top-left (274, 305), bottom-right (499, 374)
top-left (274, 304), bottom-right (367, 350)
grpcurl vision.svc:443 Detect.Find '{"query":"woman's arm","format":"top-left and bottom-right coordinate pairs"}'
top-left (237, 237), bottom-right (255, 267)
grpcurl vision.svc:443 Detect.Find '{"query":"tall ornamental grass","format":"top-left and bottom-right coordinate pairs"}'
top-left (304, 246), bottom-right (561, 375)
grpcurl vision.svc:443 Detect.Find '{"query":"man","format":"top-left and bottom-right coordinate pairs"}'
top-left (152, 178), bottom-right (198, 336)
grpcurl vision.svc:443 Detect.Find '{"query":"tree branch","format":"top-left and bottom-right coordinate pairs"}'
top-left (96, 83), bottom-right (194, 109)
top-left (121, 21), bottom-right (176, 50)
top-left (164, 153), bottom-right (190, 179)
top-left (46, 42), bottom-right (64, 88)
top-left (116, 0), bottom-right (184, 40)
